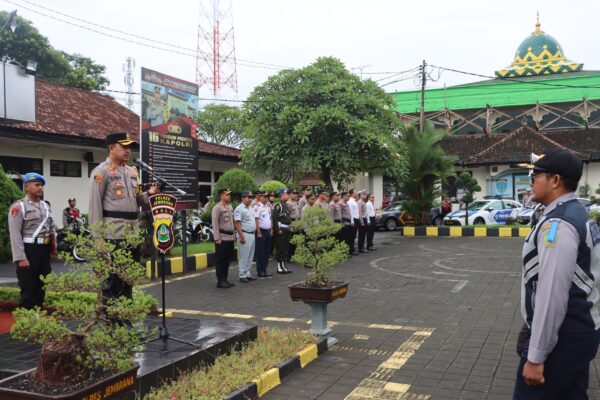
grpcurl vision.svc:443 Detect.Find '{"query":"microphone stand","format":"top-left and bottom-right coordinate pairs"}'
top-left (137, 163), bottom-right (197, 349)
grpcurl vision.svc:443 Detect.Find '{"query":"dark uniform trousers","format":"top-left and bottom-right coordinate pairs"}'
top-left (513, 329), bottom-right (600, 400)
top-left (367, 216), bottom-right (376, 248)
top-left (17, 243), bottom-right (51, 309)
top-left (342, 226), bottom-right (354, 254)
top-left (357, 219), bottom-right (367, 250)
top-left (215, 240), bottom-right (235, 282)
top-left (255, 229), bottom-right (271, 275)
top-left (351, 219), bottom-right (360, 252)
top-left (102, 240), bottom-right (139, 303)
top-left (274, 229), bottom-right (291, 262)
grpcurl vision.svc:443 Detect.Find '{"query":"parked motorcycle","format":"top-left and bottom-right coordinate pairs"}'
top-left (173, 212), bottom-right (214, 246)
top-left (56, 221), bottom-right (89, 262)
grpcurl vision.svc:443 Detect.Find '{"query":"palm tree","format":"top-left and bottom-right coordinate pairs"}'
top-left (398, 123), bottom-right (455, 225)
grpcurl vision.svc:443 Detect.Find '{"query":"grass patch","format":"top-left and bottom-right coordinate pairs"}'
top-left (169, 242), bottom-right (215, 257)
top-left (145, 327), bottom-right (315, 400)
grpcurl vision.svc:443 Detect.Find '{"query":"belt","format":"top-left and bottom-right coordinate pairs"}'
top-left (103, 210), bottom-right (139, 220)
top-left (242, 230), bottom-right (256, 234)
top-left (219, 229), bottom-right (234, 235)
top-left (23, 237), bottom-right (50, 245)
top-left (278, 223), bottom-right (290, 229)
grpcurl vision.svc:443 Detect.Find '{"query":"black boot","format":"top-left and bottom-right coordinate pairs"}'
top-left (277, 261), bottom-right (287, 274)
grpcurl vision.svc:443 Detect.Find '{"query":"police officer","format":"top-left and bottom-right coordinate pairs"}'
top-left (234, 191), bottom-right (257, 283)
top-left (301, 193), bottom-right (317, 216)
top-left (339, 192), bottom-right (355, 255)
top-left (8, 172), bottom-right (57, 309)
top-left (357, 191), bottom-right (368, 253)
top-left (514, 149), bottom-right (600, 399)
top-left (212, 188), bottom-right (236, 288)
top-left (315, 189), bottom-right (329, 209)
top-left (328, 191), bottom-right (343, 242)
top-left (89, 132), bottom-right (158, 307)
top-left (253, 191), bottom-right (273, 278)
top-left (347, 189), bottom-right (360, 254)
top-left (272, 189), bottom-right (293, 274)
top-left (366, 194), bottom-right (377, 251)
top-left (287, 190), bottom-right (300, 261)
top-left (298, 186), bottom-right (311, 211)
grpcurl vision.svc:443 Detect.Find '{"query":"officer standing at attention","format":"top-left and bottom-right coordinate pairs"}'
top-left (366, 194), bottom-right (377, 251)
top-left (328, 191), bottom-right (342, 242)
top-left (212, 188), bottom-right (236, 288)
top-left (514, 149), bottom-right (600, 399)
top-left (347, 189), bottom-right (360, 255)
top-left (301, 193), bottom-right (317, 216)
top-left (89, 132), bottom-right (158, 308)
top-left (254, 191), bottom-right (273, 278)
top-left (272, 189), bottom-right (293, 274)
top-left (298, 186), bottom-right (311, 211)
top-left (339, 192), bottom-right (355, 255)
top-left (357, 190), bottom-right (368, 253)
top-left (315, 189), bottom-right (329, 208)
top-left (234, 191), bottom-right (257, 283)
top-left (8, 173), bottom-right (57, 309)
top-left (287, 190), bottom-right (300, 261)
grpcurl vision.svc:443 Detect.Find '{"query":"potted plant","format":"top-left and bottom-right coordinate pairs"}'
top-left (288, 207), bottom-right (349, 346)
top-left (0, 222), bottom-right (156, 400)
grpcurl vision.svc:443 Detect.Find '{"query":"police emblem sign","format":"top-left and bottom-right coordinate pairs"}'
top-left (149, 194), bottom-right (177, 254)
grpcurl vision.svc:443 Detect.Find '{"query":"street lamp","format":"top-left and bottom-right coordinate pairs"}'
top-left (1, 10), bottom-right (18, 34)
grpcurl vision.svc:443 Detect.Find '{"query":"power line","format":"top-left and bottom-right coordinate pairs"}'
top-left (432, 64), bottom-right (600, 89)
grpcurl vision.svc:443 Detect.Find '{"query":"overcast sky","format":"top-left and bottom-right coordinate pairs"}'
top-left (3, 0), bottom-right (599, 111)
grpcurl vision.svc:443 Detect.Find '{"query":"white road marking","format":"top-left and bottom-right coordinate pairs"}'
top-left (451, 280), bottom-right (469, 293)
top-left (432, 258), bottom-right (518, 275)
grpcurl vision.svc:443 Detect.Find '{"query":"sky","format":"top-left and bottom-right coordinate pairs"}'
top-left (2, 0), bottom-right (599, 112)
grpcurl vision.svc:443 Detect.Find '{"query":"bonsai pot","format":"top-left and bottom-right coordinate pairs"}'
top-left (0, 363), bottom-right (139, 400)
top-left (288, 281), bottom-right (349, 304)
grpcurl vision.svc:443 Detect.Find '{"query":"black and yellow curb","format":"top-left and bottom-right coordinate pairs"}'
top-left (399, 226), bottom-right (531, 238)
top-left (224, 338), bottom-right (328, 400)
top-left (145, 250), bottom-right (239, 279)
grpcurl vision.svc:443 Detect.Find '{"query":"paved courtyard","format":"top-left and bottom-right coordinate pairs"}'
top-left (143, 231), bottom-right (600, 400)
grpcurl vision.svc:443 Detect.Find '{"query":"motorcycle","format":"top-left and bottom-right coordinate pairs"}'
top-left (173, 212), bottom-right (214, 246)
top-left (56, 220), bottom-right (89, 262)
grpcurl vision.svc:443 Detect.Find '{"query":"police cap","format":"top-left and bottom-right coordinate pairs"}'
top-left (106, 132), bottom-right (136, 146)
top-left (532, 149), bottom-right (583, 183)
top-left (23, 172), bottom-right (45, 185)
top-left (241, 191), bottom-right (254, 198)
top-left (218, 188), bottom-right (232, 196)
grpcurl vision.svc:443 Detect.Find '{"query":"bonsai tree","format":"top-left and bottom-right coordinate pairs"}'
top-left (10, 222), bottom-right (156, 389)
top-left (290, 207), bottom-right (348, 287)
top-left (456, 172), bottom-right (481, 226)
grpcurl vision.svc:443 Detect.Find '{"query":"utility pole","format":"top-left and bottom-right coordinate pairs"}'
top-left (352, 64), bottom-right (371, 80)
top-left (122, 57), bottom-right (135, 110)
top-left (419, 59), bottom-right (427, 133)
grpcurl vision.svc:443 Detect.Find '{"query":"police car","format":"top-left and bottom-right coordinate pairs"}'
top-left (443, 198), bottom-right (522, 226)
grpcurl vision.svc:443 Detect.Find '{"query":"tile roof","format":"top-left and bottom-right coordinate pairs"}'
top-left (0, 79), bottom-right (240, 159)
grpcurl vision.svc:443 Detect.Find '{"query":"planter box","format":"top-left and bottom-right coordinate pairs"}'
top-left (288, 282), bottom-right (349, 304)
top-left (0, 364), bottom-right (139, 400)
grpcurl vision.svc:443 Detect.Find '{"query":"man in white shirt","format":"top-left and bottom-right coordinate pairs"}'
top-left (366, 194), bottom-right (377, 251)
top-left (347, 188), bottom-right (360, 255)
top-left (253, 191), bottom-right (273, 278)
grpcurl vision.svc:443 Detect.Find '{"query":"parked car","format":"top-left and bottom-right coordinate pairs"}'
top-left (518, 198), bottom-right (591, 225)
top-left (443, 199), bottom-right (522, 226)
top-left (375, 203), bottom-right (443, 230)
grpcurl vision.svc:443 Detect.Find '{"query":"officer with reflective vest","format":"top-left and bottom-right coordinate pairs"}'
top-left (89, 132), bottom-right (158, 306)
top-left (8, 172), bottom-right (57, 309)
top-left (514, 149), bottom-right (600, 399)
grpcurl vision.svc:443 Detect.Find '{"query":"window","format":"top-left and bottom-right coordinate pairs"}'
top-left (488, 201), bottom-right (504, 210)
top-left (213, 171), bottom-right (223, 182)
top-left (0, 155), bottom-right (43, 175)
top-left (50, 160), bottom-right (81, 177)
top-left (88, 163), bottom-right (99, 177)
top-left (504, 201), bottom-right (520, 209)
top-left (198, 184), bottom-right (212, 204)
top-left (198, 170), bottom-right (211, 182)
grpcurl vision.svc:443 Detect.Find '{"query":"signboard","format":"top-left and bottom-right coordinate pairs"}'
top-left (149, 194), bottom-right (177, 254)
top-left (140, 67), bottom-right (199, 209)
top-left (514, 174), bottom-right (531, 201)
top-left (492, 176), bottom-right (513, 198)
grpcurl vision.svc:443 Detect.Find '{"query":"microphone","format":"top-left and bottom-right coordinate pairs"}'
top-left (135, 158), bottom-right (153, 171)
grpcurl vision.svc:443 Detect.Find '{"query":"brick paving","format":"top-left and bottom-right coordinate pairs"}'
top-left (143, 232), bottom-right (600, 399)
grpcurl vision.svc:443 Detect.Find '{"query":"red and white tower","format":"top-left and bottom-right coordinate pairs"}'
top-left (196, 0), bottom-right (238, 97)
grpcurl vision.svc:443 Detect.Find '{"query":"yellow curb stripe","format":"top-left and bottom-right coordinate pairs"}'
top-left (498, 227), bottom-right (512, 237)
top-left (195, 253), bottom-right (208, 269)
top-left (252, 368), bottom-right (280, 397)
top-left (403, 227), bottom-right (415, 236)
top-left (474, 227), bottom-right (487, 237)
top-left (519, 227), bottom-right (531, 237)
top-left (425, 227), bottom-right (438, 236)
top-left (170, 257), bottom-right (183, 274)
top-left (449, 227), bottom-right (462, 237)
top-left (297, 343), bottom-right (318, 368)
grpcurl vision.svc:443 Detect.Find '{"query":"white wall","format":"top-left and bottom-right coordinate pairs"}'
top-left (582, 162), bottom-right (600, 197)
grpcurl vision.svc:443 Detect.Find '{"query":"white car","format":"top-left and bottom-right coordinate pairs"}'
top-left (443, 199), bottom-right (522, 226)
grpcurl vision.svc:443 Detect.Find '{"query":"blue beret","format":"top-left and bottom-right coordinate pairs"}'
top-left (23, 172), bottom-right (45, 185)
top-left (278, 188), bottom-right (288, 195)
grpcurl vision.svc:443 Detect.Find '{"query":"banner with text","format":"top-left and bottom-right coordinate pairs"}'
top-left (140, 67), bottom-right (199, 209)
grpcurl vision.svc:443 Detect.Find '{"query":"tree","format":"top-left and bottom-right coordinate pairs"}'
top-left (456, 172), bottom-right (481, 226)
top-left (212, 168), bottom-right (258, 202)
top-left (398, 124), bottom-right (455, 225)
top-left (241, 57), bottom-right (406, 188)
top-left (260, 180), bottom-right (288, 195)
top-left (0, 165), bottom-right (23, 262)
top-left (197, 104), bottom-right (244, 148)
top-left (0, 11), bottom-right (109, 90)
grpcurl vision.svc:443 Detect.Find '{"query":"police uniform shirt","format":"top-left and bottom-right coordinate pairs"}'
top-left (521, 192), bottom-right (599, 364)
top-left (301, 204), bottom-right (313, 216)
top-left (358, 199), bottom-right (368, 221)
top-left (254, 202), bottom-right (272, 230)
top-left (367, 200), bottom-right (376, 218)
top-left (212, 202), bottom-right (235, 241)
top-left (348, 197), bottom-right (359, 223)
top-left (329, 201), bottom-right (342, 222)
top-left (298, 196), bottom-right (308, 211)
top-left (88, 157), bottom-right (149, 239)
top-left (339, 200), bottom-right (352, 226)
top-left (8, 195), bottom-right (56, 262)
top-left (288, 199), bottom-right (300, 221)
top-left (234, 203), bottom-right (256, 233)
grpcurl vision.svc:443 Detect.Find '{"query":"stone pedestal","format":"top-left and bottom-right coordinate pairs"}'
top-left (306, 301), bottom-right (337, 347)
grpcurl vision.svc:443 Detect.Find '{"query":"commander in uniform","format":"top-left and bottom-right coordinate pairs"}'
top-left (8, 173), bottom-right (57, 309)
top-left (514, 149), bottom-right (600, 399)
top-left (212, 188), bottom-right (236, 288)
top-left (89, 132), bottom-right (158, 307)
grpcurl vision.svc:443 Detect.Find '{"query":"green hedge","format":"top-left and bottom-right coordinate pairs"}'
top-left (0, 166), bottom-right (24, 262)
top-left (212, 168), bottom-right (258, 202)
top-left (259, 180), bottom-right (287, 195)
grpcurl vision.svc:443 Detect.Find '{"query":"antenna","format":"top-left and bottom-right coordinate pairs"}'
top-left (122, 56), bottom-right (136, 110)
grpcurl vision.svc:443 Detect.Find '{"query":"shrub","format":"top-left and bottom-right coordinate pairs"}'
top-left (259, 180), bottom-right (287, 195)
top-left (212, 168), bottom-right (258, 202)
top-left (10, 222), bottom-right (156, 388)
top-left (0, 165), bottom-right (24, 262)
top-left (290, 207), bottom-right (348, 287)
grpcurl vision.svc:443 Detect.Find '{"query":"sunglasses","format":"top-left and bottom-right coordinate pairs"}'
top-left (531, 172), bottom-right (555, 183)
